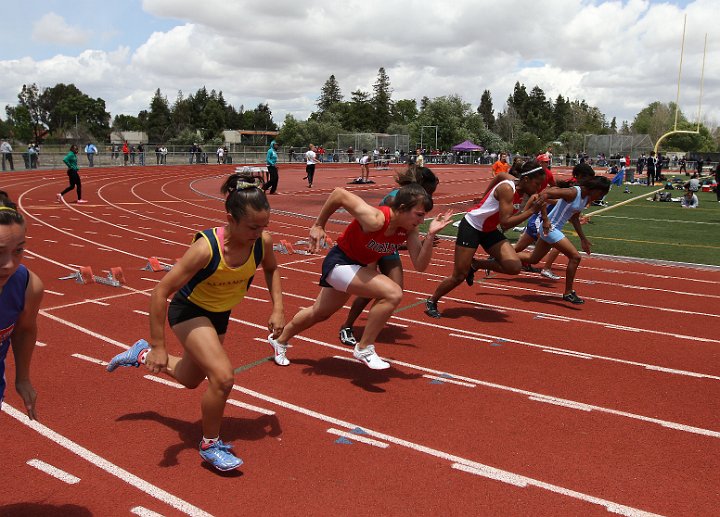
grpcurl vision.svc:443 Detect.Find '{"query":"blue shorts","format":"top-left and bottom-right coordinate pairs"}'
top-left (524, 213), bottom-right (539, 240)
top-left (539, 228), bottom-right (565, 244)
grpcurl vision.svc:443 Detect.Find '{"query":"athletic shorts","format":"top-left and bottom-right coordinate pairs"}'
top-left (378, 251), bottom-right (401, 264)
top-left (306, 163), bottom-right (316, 174)
top-left (456, 217), bottom-right (506, 252)
top-left (524, 212), bottom-right (539, 240)
top-left (539, 228), bottom-right (565, 245)
top-left (319, 245), bottom-right (366, 291)
top-left (168, 292), bottom-right (231, 336)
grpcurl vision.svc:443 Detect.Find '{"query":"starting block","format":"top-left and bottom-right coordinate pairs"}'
top-left (142, 257), bottom-right (173, 272)
top-left (273, 240), bottom-right (311, 255)
top-left (58, 266), bottom-right (125, 287)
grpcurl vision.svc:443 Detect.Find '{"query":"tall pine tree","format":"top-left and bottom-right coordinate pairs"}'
top-left (372, 67), bottom-right (393, 133)
top-left (477, 89), bottom-right (495, 131)
top-left (317, 75), bottom-right (343, 114)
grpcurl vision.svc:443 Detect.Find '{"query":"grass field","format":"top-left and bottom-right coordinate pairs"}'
top-left (427, 177), bottom-right (720, 267)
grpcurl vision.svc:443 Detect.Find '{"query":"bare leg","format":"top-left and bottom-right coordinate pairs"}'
top-left (543, 248), bottom-right (561, 270)
top-left (169, 319), bottom-right (233, 439)
top-left (473, 240), bottom-right (523, 275)
top-left (552, 238), bottom-right (582, 296)
top-left (428, 245), bottom-right (476, 304)
top-left (341, 259), bottom-right (402, 330)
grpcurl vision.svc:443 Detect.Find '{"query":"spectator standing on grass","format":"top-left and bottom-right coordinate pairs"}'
top-left (646, 151), bottom-right (657, 186)
top-left (84, 142), bottom-right (97, 167)
top-left (656, 152), bottom-right (664, 181)
top-left (137, 143), bottom-right (145, 166)
top-left (637, 153), bottom-right (646, 177)
top-left (714, 162), bottom-right (720, 202)
top-left (57, 145), bottom-right (87, 204)
top-left (347, 146), bottom-right (354, 163)
top-left (155, 145), bottom-right (161, 164)
top-left (122, 141), bottom-right (129, 166)
top-left (112, 143), bottom-right (120, 164)
top-left (262, 140), bottom-right (280, 194)
top-left (217, 145), bottom-right (225, 164)
top-left (0, 192), bottom-right (43, 420)
top-left (106, 173), bottom-right (285, 472)
top-left (288, 147), bottom-right (295, 163)
top-left (1, 139), bottom-right (14, 171)
top-left (696, 157), bottom-right (704, 176)
top-left (679, 156), bottom-right (687, 175)
top-left (130, 145), bottom-right (136, 165)
top-left (161, 145), bottom-right (168, 164)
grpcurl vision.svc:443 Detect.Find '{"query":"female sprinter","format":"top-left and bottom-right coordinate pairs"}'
top-left (425, 161), bottom-right (548, 318)
top-left (269, 183), bottom-right (453, 369)
top-left (338, 166), bottom-right (439, 346)
top-left (0, 192), bottom-right (43, 420)
top-left (513, 162), bottom-right (595, 280)
top-left (517, 176), bottom-right (611, 304)
top-left (107, 174), bottom-right (285, 472)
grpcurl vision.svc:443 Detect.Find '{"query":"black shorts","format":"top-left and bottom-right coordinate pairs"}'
top-left (456, 217), bottom-right (506, 252)
top-left (306, 163), bottom-right (316, 174)
top-left (168, 292), bottom-right (231, 335)
top-left (319, 245), bottom-right (365, 288)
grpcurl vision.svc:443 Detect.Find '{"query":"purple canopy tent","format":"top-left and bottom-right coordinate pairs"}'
top-left (452, 140), bottom-right (484, 164)
top-left (451, 139), bottom-right (484, 151)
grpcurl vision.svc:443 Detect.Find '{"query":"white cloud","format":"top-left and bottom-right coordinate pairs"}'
top-left (32, 12), bottom-right (90, 46)
top-left (2, 0), bottom-right (718, 130)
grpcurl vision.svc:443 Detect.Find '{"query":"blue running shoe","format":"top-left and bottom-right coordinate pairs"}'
top-left (106, 339), bottom-right (149, 372)
top-left (199, 440), bottom-right (243, 471)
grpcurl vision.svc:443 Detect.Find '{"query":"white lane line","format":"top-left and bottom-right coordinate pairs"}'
top-left (144, 375), bottom-right (184, 389)
top-left (403, 289), bottom-right (720, 342)
top-left (542, 349), bottom-right (593, 360)
top-left (226, 399), bottom-right (276, 416)
top-left (3, 405), bottom-right (213, 517)
top-left (423, 374), bottom-right (477, 388)
top-left (450, 463), bottom-right (662, 517)
top-left (72, 353), bottom-right (109, 366)
top-left (141, 277), bottom-right (162, 283)
top-left (134, 310), bottom-right (150, 316)
top-left (388, 314), bottom-right (720, 381)
top-left (86, 300), bottom-right (109, 306)
top-left (36, 341), bottom-right (47, 348)
top-left (131, 507), bottom-right (166, 517)
top-left (244, 296), bottom-right (268, 303)
top-left (604, 324), bottom-right (642, 333)
top-left (44, 289), bottom-right (64, 296)
top-left (529, 396), bottom-right (594, 412)
top-left (231, 385), bottom-right (659, 516)
top-left (449, 333), bottom-right (494, 343)
top-left (27, 459), bottom-right (81, 484)
top-left (327, 428), bottom-right (390, 448)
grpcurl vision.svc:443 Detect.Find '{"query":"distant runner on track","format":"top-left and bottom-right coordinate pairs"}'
top-left (269, 183), bottom-right (453, 370)
top-left (0, 192), bottom-right (44, 420)
top-left (106, 173), bottom-right (285, 472)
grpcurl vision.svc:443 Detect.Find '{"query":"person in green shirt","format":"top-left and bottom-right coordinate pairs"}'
top-left (57, 145), bottom-right (87, 204)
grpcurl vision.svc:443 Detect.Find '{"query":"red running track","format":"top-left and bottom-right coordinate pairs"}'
top-left (1, 163), bottom-right (719, 516)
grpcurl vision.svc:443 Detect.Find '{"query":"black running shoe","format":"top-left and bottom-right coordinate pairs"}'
top-left (339, 327), bottom-right (357, 347)
top-left (425, 299), bottom-right (441, 318)
top-left (522, 264), bottom-right (542, 274)
top-left (562, 291), bottom-right (585, 304)
top-left (465, 266), bottom-right (476, 286)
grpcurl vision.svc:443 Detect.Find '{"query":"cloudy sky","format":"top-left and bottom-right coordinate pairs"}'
top-left (1, 0), bottom-right (717, 129)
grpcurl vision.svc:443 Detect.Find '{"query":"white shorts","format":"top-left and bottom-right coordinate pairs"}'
top-left (325, 264), bottom-right (362, 292)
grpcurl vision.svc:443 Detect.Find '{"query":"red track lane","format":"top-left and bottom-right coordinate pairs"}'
top-left (2, 164), bottom-right (719, 516)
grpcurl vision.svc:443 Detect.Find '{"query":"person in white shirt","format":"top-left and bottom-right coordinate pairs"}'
top-left (84, 143), bottom-right (97, 167)
top-left (305, 144), bottom-right (319, 188)
top-left (1, 140), bottom-right (13, 171)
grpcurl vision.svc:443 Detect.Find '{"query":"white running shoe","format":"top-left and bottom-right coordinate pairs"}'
top-left (353, 344), bottom-right (390, 370)
top-left (268, 334), bottom-right (290, 366)
top-left (540, 269), bottom-right (561, 280)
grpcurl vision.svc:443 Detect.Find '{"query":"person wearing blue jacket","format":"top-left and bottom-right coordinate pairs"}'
top-left (262, 140), bottom-right (279, 194)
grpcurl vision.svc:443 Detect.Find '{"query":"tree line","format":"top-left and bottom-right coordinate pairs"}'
top-left (2, 68), bottom-right (717, 154)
